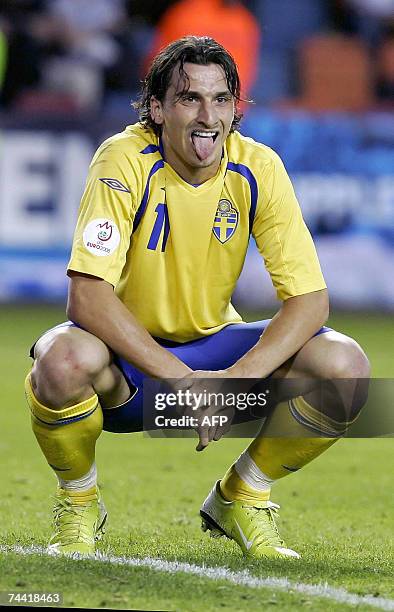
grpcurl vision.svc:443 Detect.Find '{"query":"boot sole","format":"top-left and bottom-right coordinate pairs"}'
top-left (200, 510), bottom-right (229, 539)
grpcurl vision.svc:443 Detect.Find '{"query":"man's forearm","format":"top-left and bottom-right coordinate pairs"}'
top-left (67, 274), bottom-right (192, 379)
top-left (230, 289), bottom-right (329, 379)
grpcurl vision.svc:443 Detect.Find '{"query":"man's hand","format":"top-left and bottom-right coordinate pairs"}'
top-left (175, 370), bottom-right (236, 451)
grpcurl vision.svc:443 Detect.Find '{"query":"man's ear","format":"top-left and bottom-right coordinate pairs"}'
top-left (150, 96), bottom-right (164, 125)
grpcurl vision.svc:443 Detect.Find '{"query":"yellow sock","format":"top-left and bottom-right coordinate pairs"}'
top-left (25, 373), bottom-right (103, 481)
top-left (220, 456), bottom-right (272, 503)
top-left (56, 486), bottom-right (98, 505)
top-left (221, 397), bottom-right (339, 503)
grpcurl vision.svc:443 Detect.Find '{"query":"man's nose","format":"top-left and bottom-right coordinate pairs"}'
top-left (197, 100), bottom-right (217, 126)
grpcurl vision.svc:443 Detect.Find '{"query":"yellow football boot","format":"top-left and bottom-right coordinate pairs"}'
top-left (48, 486), bottom-right (107, 555)
top-left (200, 481), bottom-right (300, 559)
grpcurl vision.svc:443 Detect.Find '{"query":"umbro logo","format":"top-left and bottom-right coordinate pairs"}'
top-left (99, 178), bottom-right (130, 193)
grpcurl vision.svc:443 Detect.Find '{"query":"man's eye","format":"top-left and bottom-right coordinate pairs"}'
top-left (182, 95), bottom-right (197, 103)
top-left (217, 96), bottom-right (230, 103)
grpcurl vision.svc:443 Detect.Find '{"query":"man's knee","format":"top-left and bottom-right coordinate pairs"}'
top-left (31, 328), bottom-right (111, 408)
top-left (321, 333), bottom-right (370, 380)
top-left (318, 333), bottom-right (370, 421)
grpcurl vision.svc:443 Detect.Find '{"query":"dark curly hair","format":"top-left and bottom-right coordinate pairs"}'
top-left (133, 36), bottom-right (246, 134)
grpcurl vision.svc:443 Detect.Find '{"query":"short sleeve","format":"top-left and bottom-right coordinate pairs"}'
top-left (252, 150), bottom-right (327, 300)
top-left (67, 145), bottom-right (137, 287)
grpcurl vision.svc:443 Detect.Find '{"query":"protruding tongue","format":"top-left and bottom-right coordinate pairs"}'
top-left (192, 134), bottom-right (215, 160)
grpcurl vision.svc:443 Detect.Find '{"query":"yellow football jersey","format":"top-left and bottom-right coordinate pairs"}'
top-left (68, 123), bottom-right (326, 342)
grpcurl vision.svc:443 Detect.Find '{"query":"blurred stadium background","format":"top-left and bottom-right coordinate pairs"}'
top-left (0, 0), bottom-right (393, 314)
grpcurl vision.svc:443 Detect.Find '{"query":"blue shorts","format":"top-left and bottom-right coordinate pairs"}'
top-left (31, 320), bottom-right (330, 434)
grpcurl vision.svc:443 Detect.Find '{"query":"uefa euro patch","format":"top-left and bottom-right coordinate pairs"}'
top-left (213, 200), bottom-right (238, 243)
top-left (83, 218), bottom-right (120, 257)
top-left (99, 178), bottom-right (130, 193)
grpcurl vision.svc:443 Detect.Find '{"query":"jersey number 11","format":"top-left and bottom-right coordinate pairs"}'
top-left (147, 203), bottom-right (170, 252)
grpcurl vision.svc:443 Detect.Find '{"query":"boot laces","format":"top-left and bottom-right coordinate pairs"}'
top-left (242, 501), bottom-right (285, 548)
top-left (52, 495), bottom-right (96, 545)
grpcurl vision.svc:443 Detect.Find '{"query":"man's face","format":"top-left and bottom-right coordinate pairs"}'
top-left (150, 62), bottom-right (235, 183)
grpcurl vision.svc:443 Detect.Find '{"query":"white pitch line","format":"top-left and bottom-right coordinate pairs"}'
top-left (1, 545), bottom-right (393, 611)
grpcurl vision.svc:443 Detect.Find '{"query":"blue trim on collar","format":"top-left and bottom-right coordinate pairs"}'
top-left (140, 144), bottom-right (161, 154)
top-left (226, 162), bottom-right (258, 233)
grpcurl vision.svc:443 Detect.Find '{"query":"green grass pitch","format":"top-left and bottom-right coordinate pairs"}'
top-left (1, 305), bottom-right (393, 611)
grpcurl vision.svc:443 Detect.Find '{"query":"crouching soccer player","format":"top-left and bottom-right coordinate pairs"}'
top-left (25, 36), bottom-right (370, 558)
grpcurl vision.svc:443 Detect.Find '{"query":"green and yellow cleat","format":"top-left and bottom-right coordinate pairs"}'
top-left (200, 481), bottom-right (300, 559)
top-left (47, 486), bottom-right (107, 556)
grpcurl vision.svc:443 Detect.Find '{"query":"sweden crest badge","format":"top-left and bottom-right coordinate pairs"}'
top-left (213, 199), bottom-right (239, 243)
